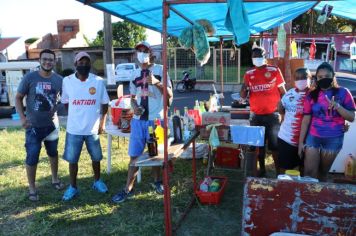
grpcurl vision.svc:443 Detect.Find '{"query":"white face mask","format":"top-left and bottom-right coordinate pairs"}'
top-left (137, 52), bottom-right (150, 64)
top-left (295, 79), bottom-right (309, 91)
top-left (252, 57), bottom-right (265, 67)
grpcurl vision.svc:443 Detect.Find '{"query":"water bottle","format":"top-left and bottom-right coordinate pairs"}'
top-left (172, 109), bottom-right (183, 144)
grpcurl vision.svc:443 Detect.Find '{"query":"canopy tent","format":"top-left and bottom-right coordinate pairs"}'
top-left (77, 1), bottom-right (355, 235)
top-left (78, 0), bottom-right (355, 41)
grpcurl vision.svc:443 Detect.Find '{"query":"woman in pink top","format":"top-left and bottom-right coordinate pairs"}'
top-left (298, 62), bottom-right (355, 181)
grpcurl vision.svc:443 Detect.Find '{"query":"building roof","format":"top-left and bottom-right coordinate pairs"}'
top-left (0, 37), bottom-right (20, 51)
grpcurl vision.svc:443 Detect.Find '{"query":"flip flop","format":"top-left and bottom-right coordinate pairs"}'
top-left (52, 181), bottom-right (65, 190)
top-left (28, 192), bottom-right (39, 201)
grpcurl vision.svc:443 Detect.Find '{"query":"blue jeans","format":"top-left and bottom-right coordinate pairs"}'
top-left (63, 132), bottom-right (103, 164)
top-left (305, 134), bottom-right (344, 153)
top-left (25, 125), bottom-right (59, 166)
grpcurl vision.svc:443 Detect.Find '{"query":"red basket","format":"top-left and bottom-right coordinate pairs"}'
top-left (195, 176), bottom-right (227, 205)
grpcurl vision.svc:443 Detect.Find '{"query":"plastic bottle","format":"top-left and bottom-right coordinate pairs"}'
top-left (199, 101), bottom-right (206, 113)
top-left (199, 177), bottom-right (212, 192)
top-left (344, 153), bottom-right (356, 179)
top-left (155, 119), bottom-right (164, 154)
top-left (209, 179), bottom-right (220, 192)
top-left (172, 109), bottom-right (183, 144)
top-left (183, 107), bottom-right (191, 142)
top-left (147, 126), bottom-right (158, 157)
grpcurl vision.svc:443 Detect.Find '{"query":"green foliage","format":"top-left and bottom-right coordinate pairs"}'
top-left (89, 20), bottom-right (146, 48)
top-left (24, 38), bottom-right (39, 44)
top-left (293, 10), bottom-right (356, 34)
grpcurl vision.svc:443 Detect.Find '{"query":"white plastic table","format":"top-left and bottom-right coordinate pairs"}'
top-left (105, 124), bottom-right (133, 173)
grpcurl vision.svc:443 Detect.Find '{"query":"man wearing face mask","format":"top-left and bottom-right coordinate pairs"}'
top-left (240, 47), bottom-right (286, 176)
top-left (15, 49), bottom-right (64, 201)
top-left (112, 41), bottom-right (173, 204)
top-left (277, 68), bottom-right (312, 174)
top-left (61, 51), bottom-right (110, 201)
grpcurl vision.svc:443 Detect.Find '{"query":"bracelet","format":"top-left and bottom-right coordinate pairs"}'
top-left (335, 103), bottom-right (341, 109)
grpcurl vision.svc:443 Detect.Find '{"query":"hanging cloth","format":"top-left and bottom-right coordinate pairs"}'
top-left (291, 39), bottom-right (298, 58)
top-left (225, 0), bottom-right (250, 46)
top-left (309, 39), bottom-right (316, 60)
top-left (350, 40), bottom-right (356, 60)
top-left (277, 24), bottom-right (286, 57)
top-left (273, 40), bottom-right (279, 58)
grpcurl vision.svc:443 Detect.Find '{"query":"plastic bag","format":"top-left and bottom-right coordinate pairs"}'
top-left (208, 124), bottom-right (220, 148)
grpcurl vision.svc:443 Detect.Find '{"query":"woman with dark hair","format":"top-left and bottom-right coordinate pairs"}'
top-left (298, 62), bottom-right (355, 181)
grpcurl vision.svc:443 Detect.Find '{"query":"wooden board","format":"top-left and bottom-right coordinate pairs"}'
top-left (242, 178), bottom-right (356, 236)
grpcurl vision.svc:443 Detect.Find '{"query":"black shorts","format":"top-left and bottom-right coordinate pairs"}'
top-left (250, 113), bottom-right (280, 151)
top-left (277, 137), bottom-right (302, 169)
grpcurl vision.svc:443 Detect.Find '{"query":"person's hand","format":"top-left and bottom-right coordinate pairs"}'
top-left (325, 95), bottom-right (341, 111)
top-left (343, 122), bottom-right (350, 133)
top-left (20, 117), bottom-right (31, 129)
top-left (133, 106), bottom-right (145, 116)
top-left (147, 72), bottom-right (160, 86)
top-left (98, 125), bottom-right (104, 135)
top-left (298, 143), bottom-right (304, 159)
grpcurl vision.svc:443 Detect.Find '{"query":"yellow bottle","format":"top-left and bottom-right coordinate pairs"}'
top-left (155, 119), bottom-right (164, 153)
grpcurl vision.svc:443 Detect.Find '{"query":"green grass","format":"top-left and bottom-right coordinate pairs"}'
top-left (0, 126), bottom-right (275, 235)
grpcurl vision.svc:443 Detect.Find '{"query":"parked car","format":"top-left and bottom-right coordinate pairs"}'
top-left (115, 63), bottom-right (138, 82)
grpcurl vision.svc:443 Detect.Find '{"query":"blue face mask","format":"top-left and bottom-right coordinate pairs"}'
top-left (76, 65), bottom-right (91, 76)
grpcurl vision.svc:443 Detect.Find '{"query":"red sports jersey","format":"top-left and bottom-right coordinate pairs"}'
top-left (244, 65), bottom-right (285, 115)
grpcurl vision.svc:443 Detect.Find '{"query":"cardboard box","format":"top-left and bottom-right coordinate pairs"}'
top-left (202, 112), bottom-right (230, 126)
top-left (198, 125), bottom-right (229, 141)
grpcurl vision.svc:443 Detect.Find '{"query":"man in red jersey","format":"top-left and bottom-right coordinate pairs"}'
top-left (240, 47), bottom-right (286, 176)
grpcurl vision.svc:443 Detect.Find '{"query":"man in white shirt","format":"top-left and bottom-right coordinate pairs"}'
top-left (61, 52), bottom-right (110, 201)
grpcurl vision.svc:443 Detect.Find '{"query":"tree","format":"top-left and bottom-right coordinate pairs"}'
top-left (89, 20), bottom-right (146, 48)
top-left (292, 10), bottom-right (355, 34)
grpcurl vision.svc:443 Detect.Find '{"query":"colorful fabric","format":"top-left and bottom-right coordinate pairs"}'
top-left (244, 65), bottom-right (285, 114)
top-left (291, 40), bottom-right (298, 58)
top-left (278, 88), bottom-right (307, 146)
top-left (309, 39), bottom-right (316, 60)
top-left (303, 88), bottom-right (356, 137)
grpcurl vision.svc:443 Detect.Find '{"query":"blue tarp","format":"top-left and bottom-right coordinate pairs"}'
top-left (78, 0), bottom-right (355, 41)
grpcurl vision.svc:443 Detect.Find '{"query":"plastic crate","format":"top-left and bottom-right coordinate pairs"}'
top-left (215, 146), bottom-right (241, 168)
top-left (195, 176), bottom-right (227, 205)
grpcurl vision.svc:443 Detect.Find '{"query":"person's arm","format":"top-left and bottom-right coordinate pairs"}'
top-left (98, 103), bottom-right (108, 134)
top-left (298, 114), bottom-right (311, 156)
top-left (15, 92), bottom-right (30, 128)
top-left (278, 85), bottom-right (287, 97)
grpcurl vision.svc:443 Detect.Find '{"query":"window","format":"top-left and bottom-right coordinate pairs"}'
top-left (63, 26), bottom-right (73, 32)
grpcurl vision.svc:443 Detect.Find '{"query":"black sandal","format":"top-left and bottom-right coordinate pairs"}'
top-left (52, 181), bottom-right (65, 190)
top-left (28, 192), bottom-right (39, 201)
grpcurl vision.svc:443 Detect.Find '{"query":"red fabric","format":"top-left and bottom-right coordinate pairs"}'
top-left (244, 65), bottom-right (285, 114)
top-left (309, 39), bottom-right (316, 60)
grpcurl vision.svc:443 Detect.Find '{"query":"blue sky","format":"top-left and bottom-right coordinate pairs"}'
top-left (0, 0), bottom-right (161, 43)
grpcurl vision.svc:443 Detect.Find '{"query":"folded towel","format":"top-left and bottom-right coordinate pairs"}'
top-left (230, 125), bottom-right (265, 146)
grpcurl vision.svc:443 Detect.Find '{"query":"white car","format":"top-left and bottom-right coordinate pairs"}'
top-left (115, 63), bottom-right (138, 82)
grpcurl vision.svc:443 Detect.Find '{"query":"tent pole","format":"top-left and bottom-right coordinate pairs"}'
top-left (220, 37), bottom-right (224, 95)
top-left (162, 2), bottom-right (172, 236)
